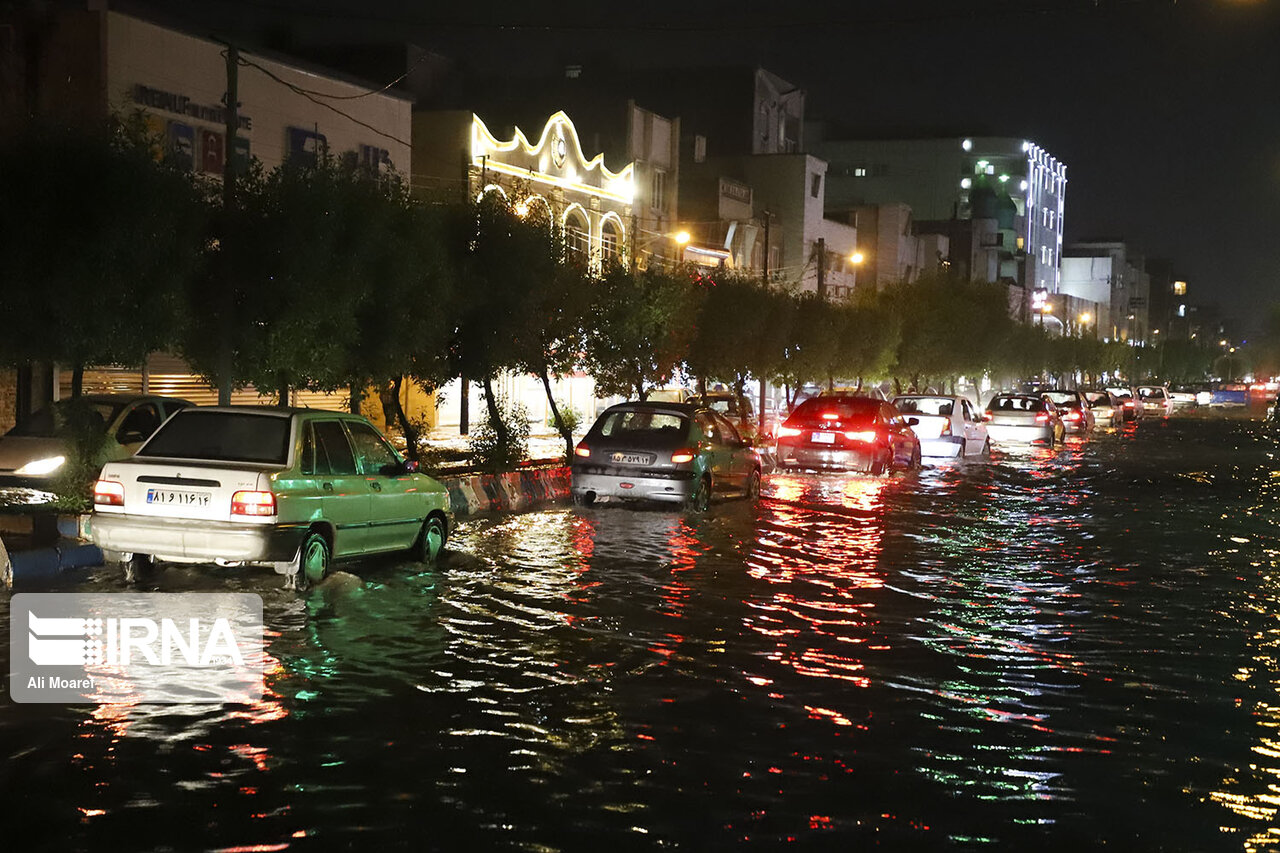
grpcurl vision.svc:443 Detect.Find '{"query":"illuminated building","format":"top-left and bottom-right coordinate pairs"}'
top-left (811, 134), bottom-right (1068, 310)
top-left (1061, 241), bottom-right (1151, 343)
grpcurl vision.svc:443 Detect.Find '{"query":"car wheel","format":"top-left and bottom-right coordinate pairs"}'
top-left (687, 475), bottom-right (711, 512)
top-left (413, 514), bottom-right (448, 567)
top-left (288, 532), bottom-right (330, 591)
top-left (910, 446), bottom-right (921, 469)
top-left (746, 468), bottom-right (762, 502)
top-left (982, 438), bottom-right (991, 455)
top-left (122, 553), bottom-right (153, 585)
top-left (869, 451), bottom-right (888, 476)
top-left (571, 492), bottom-right (595, 507)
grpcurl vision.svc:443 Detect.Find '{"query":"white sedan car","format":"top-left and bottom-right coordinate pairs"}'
top-left (892, 395), bottom-right (988, 458)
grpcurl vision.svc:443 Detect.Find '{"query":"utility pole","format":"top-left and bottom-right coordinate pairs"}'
top-left (815, 237), bottom-right (827, 299)
top-left (218, 42), bottom-right (239, 406)
top-left (760, 210), bottom-right (772, 437)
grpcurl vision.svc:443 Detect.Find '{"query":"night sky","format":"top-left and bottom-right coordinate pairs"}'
top-left (142, 0), bottom-right (1280, 329)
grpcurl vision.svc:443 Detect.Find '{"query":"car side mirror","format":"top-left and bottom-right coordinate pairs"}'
top-left (402, 459), bottom-right (419, 474)
top-left (906, 417), bottom-right (919, 427)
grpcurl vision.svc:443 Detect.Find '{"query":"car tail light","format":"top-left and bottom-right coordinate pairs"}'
top-left (938, 420), bottom-right (951, 436)
top-left (1125, 401), bottom-right (1136, 408)
top-left (671, 449), bottom-right (695, 463)
top-left (777, 426), bottom-right (803, 438)
top-left (820, 412), bottom-right (839, 421)
top-left (574, 443), bottom-right (591, 457)
top-left (843, 430), bottom-right (878, 443)
top-left (1035, 413), bottom-right (1050, 423)
top-left (231, 490), bottom-right (276, 517)
top-left (981, 411), bottom-right (993, 421)
top-left (1065, 410), bottom-right (1081, 421)
top-left (93, 480), bottom-right (125, 506)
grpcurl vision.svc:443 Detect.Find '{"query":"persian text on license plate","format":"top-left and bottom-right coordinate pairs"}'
top-left (811, 431), bottom-right (836, 444)
top-left (611, 452), bottom-right (653, 465)
top-left (146, 488), bottom-right (211, 507)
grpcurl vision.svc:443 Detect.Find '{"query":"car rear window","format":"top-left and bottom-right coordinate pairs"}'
top-left (989, 396), bottom-right (1045, 412)
top-left (6, 400), bottom-right (123, 437)
top-left (599, 410), bottom-right (690, 437)
top-left (138, 410), bottom-right (292, 464)
top-left (894, 397), bottom-right (953, 417)
top-left (1084, 393), bottom-right (1109, 405)
top-left (1043, 392), bottom-right (1076, 405)
top-left (790, 398), bottom-right (879, 424)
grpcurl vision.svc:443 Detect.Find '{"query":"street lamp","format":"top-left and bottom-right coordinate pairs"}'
top-left (849, 251), bottom-right (865, 265)
top-left (674, 230), bottom-right (691, 245)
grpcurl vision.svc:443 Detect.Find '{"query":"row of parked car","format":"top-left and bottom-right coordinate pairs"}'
top-left (0, 382), bottom-right (1181, 589)
top-left (567, 383), bottom-right (1180, 508)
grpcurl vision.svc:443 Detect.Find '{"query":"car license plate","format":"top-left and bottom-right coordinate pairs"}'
top-left (811, 432), bottom-right (836, 444)
top-left (146, 488), bottom-right (211, 507)
top-left (611, 452), bottom-right (653, 465)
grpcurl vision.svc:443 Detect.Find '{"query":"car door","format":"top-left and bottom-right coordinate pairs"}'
top-left (694, 411), bottom-right (734, 492)
top-left (880, 403), bottom-right (910, 466)
top-left (959, 398), bottom-right (984, 454)
top-left (344, 419), bottom-right (423, 552)
top-left (712, 412), bottom-right (749, 488)
top-left (306, 419), bottom-right (372, 557)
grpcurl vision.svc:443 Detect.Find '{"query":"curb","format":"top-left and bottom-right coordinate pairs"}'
top-left (2, 538), bottom-right (102, 589)
top-left (440, 465), bottom-right (571, 517)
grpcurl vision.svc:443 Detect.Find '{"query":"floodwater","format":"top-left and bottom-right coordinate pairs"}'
top-left (3, 412), bottom-right (1280, 850)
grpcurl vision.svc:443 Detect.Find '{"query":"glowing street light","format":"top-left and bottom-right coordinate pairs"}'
top-left (1079, 312), bottom-right (1092, 325)
top-left (849, 251), bottom-right (865, 265)
top-left (673, 230), bottom-right (691, 245)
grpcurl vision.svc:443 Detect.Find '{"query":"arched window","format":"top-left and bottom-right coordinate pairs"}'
top-left (564, 208), bottom-right (590, 262)
top-left (600, 217), bottom-right (622, 266)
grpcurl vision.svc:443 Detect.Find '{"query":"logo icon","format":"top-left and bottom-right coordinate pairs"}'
top-left (27, 612), bottom-right (104, 666)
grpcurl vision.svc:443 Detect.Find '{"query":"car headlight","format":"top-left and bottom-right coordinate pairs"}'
top-left (15, 455), bottom-right (67, 476)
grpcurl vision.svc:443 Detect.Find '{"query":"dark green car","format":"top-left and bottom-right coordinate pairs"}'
top-left (571, 401), bottom-right (763, 510)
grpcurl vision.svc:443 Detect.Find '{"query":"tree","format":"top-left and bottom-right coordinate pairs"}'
top-left (774, 291), bottom-right (840, 404)
top-left (0, 119), bottom-right (207, 393)
top-left (686, 272), bottom-right (773, 395)
top-left (581, 263), bottom-right (704, 400)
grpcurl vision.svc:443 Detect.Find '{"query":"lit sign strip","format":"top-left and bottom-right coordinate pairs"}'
top-left (478, 158), bottom-right (635, 204)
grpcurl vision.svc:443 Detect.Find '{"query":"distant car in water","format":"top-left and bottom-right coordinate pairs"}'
top-left (1136, 385), bottom-right (1175, 417)
top-left (775, 395), bottom-right (921, 474)
top-left (689, 392), bottom-right (758, 442)
top-left (1106, 387), bottom-right (1142, 422)
top-left (0, 394), bottom-right (192, 489)
top-left (572, 401), bottom-right (762, 510)
top-left (1042, 390), bottom-right (1095, 434)
top-left (983, 393), bottom-right (1065, 445)
top-left (892, 394), bottom-right (988, 458)
top-left (1083, 390), bottom-right (1123, 426)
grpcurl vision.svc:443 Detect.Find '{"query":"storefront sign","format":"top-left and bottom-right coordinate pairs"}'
top-left (132, 84), bottom-right (253, 131)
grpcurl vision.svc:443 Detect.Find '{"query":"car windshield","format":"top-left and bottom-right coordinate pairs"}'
top-left (598, 409), bottom-right (689, 438)
top-left (5, 400), bottom-right (122, 437)
top-left (789, 398), bottom-right (878, 426)
top-left (137, 410), bottom-right (292, 464)
top-left (1084, 393), bottom-right (1110, 406)
top-left (1043, 392), bottom-right (1077, 405)
top-left (989, 396), bottom-right (1046, 412)
top-left (894, 397), bottom-right (953, 417)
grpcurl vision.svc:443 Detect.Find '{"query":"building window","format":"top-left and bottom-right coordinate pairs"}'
top-left (810, 173), bottom-right (822, 198)
top-left (693, 135), bottom-right (707, 164)
top-left (565, 211), bottom-right (590, 262)
top-left (601, 219), bottom-right (620, 264)
top-left (651, 169), bottom-right (666, 213)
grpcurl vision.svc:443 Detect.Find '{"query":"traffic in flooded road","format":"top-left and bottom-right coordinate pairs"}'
top-left (3, 412), bottom-right (1278, 849)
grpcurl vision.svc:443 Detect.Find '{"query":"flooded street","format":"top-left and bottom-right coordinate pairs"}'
top-left (4, 413), bottom-right (1280, 850)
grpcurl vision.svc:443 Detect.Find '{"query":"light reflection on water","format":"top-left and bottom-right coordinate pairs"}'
top-left (1, 415), bottom-right (1279, 848)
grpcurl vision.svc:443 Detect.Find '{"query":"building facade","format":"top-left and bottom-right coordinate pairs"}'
top-left (0, 7), bottom-right (414, 424)
top-left (1061, 241), bottom-right (1151, 343)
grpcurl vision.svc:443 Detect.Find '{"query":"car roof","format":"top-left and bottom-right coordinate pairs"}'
top-left (172, 405), bottom-right (360, 419)
top-left (608, 401), bottom-right (698, 415)
top-left (76, 394), bottom-right (191, 404)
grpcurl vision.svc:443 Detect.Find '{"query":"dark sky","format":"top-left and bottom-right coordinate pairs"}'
top-left (144, 0), bottom-right (1280, 328)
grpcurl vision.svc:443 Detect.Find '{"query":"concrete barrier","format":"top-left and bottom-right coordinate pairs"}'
top-left (440, 465), bottom-right (571, 518)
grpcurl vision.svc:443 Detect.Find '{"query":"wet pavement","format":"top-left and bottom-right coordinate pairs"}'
top-left (3, 411), bottom-right (1279, 850)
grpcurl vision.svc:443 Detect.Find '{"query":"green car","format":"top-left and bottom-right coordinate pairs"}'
top-left (91, 407), bottom-right (453, 589)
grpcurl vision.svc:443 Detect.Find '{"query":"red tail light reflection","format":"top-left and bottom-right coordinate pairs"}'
top-left (843, 430), bottom-right (878, 443)
top-left (777, 426), bottom-right (803, 438)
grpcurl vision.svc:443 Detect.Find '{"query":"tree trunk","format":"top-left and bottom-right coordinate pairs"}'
top-left (389, 375), bottom-right (421, 462)
top-left (697, 375), bottom-right (707, 395)
top-left (71, 364), bottom-right (84, 398)
top-left (539, 367), bottom-right (573, 461)
top-left (827, 373), bottom-right (834, 392)
top-left (637, 382), bottom-right (648, 401)
top-left (893, 377), bottom-right (903, 396)
top-left (276, 371), bottom-right (290, 407)
top-left (481, 373), bottom-right (509, 449)
top-left (349, 381), bottom-right (364, 415)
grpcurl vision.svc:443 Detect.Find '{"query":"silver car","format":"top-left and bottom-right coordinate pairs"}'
top-left (571, 402), bottom-right (762, 509)
top-left (0, 394), bottom-right (192, 488)
top-left (1042, 390), bottom-right (1095, 434)
top-left (984, 394), bottom-right (1065, 445)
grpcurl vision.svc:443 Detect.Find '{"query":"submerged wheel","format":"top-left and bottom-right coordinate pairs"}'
top-left (910, 446), bottom-right (922, 469)
top-left (746, 468), bottom-right (762, 502)
top-left (122, 553), bottom-right (153, 585)
top-left (869, 450), bottom-right (888, 476)
top-left (288, 532), bottom-right (330, 591)
top-left (687, 476), bottom-right (711, 512)
top-left (414, 515), bottom-right (448, 566)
